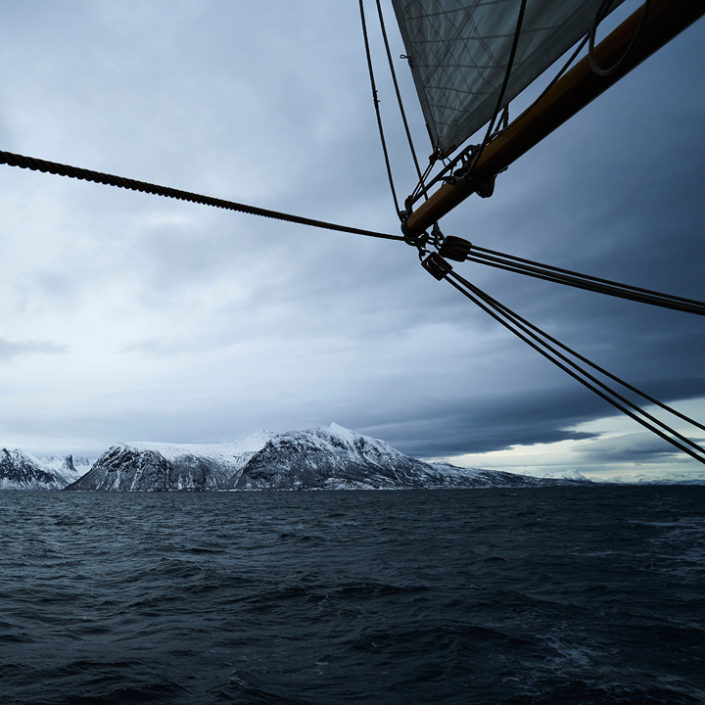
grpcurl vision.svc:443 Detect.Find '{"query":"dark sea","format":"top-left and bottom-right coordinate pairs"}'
top-left (1, 487), bottom-right (704, 705)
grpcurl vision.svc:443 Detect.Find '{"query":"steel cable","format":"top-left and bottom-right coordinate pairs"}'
top-left (444, 270), bottom-right (705, 464)
top-left (465, 245), bottom-right (705, 316)
top-left (450, 268), bottom-right (705, 435)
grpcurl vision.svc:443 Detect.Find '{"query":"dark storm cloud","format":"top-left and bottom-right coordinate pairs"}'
top-left (0, 1), bottom-right (703, 472)
top-left (405, 16), bottom-right (705, 462)
top-left (361, 371), bottom-right (705, 459)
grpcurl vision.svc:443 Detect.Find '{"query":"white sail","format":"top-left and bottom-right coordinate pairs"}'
top-left (392, 0), bottom-right (625, 155)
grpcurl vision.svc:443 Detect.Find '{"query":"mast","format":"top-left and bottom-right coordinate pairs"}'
top-left (403, 0), bottom-right (705, 237)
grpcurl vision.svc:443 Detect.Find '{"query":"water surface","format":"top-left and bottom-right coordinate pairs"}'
top-left (1, 487), bottom-right (704, 704)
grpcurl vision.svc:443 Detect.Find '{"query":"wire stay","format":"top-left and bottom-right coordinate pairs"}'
top-left (430, 261), bottom-right (705, 465)
top-left (466, 244), bottom-right (705, 316)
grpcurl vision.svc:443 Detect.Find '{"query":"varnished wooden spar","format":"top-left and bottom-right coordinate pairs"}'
top-left (403, 0), bottom-right (705, 237)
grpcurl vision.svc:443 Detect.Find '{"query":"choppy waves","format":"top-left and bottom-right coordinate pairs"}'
top-left (1, 487), bottom-right (704, 704)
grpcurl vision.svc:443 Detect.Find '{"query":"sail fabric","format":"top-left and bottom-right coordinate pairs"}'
top-left (392, 0), bottom-right (625, 154)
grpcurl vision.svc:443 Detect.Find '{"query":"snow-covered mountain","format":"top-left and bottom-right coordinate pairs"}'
top-left (0, 448), bottom-right (71, 490)
top-left (232, 423), bottom-right (538, 490)
top-left (64, 423), bottom-right (590, 492)
top-left (2, 424), bottom-right (595, 492)
top-left (66, 434), bottom-right (266, 492)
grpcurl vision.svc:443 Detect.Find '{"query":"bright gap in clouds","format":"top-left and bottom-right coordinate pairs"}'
top-left (436, 397), bottom-right (705, 482)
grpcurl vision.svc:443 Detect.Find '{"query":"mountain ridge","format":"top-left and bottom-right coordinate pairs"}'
top-left (65, 423), bottom-right (591, 492)
top-left (3, 424), bottom-right (592, 491)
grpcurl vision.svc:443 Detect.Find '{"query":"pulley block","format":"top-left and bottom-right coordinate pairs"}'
top-left (422, 252), bottom-right (453, 280)
top-left (439, 236), bottom-right (472, 262)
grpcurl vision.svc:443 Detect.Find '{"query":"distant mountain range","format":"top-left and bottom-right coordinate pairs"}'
top-left (2, 423), bottom-right (590, 492)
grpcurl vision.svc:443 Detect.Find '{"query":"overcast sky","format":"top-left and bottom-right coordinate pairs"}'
top-left (0, 1), bottom-right (703, 481)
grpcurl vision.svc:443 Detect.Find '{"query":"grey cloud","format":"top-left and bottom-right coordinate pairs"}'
top-left (573, 432), bottom-right (686, 465)
top-left (0, 337), bottom-right (65, 360)
top-left (0, 2), bottom-right (703, 469)
top-left (357, 373), bottom-right (705, 458)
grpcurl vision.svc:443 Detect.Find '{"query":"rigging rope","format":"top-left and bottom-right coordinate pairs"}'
top-left (0, 150), bottom-right (405, 242)
top-left (359, 0), bottom-right (402, 218)
top-left (589, 0), bottom-right (652, 77)
top-left (465, 244), bottom-right (705, 316)
top-left (449, 270), bottom-right (705, 439)
top-left (438, 265), bottom-right (705, 465)
top-left (508, 35), bottom-right (590, 134)
top-left (374, 0), bottom-right (427, 202)
top-left (3, 146), bottom-right (701, 318)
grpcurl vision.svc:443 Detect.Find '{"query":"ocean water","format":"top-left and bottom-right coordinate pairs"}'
top-left (1, 487), bottom-right (703, 705)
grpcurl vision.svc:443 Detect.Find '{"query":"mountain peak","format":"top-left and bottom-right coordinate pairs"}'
top-left (325, 422), bottom-right (359, 443)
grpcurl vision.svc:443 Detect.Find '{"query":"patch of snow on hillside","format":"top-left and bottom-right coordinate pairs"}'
top-left (39, 455), bottom-right (94, 483)
top-left (125, 431), bottom-right (273, 469)
top-left (323, 423), bottom-right (397, 455)
top-left (560, 468), bottom-right (590, 481)
top-left (326, 422), bottom-right (359, 444)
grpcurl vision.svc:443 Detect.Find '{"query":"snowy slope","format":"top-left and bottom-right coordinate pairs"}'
top-left (429, 462), bottom-right (554, 487)
top-left (235, 423), bottom-right (473, 490)
top-left (39, 455), bottom-right (94, 485)
top-left (0, 448), bottom-right (68, 490)
top-left (66, 433), bottom-right (273, 491)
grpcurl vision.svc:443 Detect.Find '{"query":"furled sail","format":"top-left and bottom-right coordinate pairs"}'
top-left (392, 0), bottom-right (625, 155)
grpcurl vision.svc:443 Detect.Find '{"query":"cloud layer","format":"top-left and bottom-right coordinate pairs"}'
top-left (0, 1), bottom-right (703, 479)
